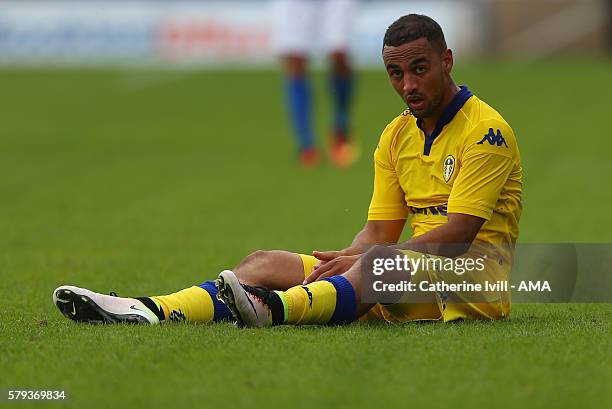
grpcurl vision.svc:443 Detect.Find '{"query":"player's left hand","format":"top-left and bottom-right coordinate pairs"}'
top-left (303, 254), bottom-right (361, 284)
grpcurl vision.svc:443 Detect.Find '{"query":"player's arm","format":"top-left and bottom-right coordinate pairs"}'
top-left (394, 121), bottom-right (518, 257)
top-left (394, 122), bottom-right (518, 258)
top-left (306, 125), bottom-right (409, 283)
top-left (317, 218), bottom-right (406, 258)
top-left (392, 213), bottom-right (484, 257)
top-left (306, 219), bottom-right (406, 284)
top-left (349, 219), bottom-right (407, 250)
top-left (307, 218), bottom-right (404, 280)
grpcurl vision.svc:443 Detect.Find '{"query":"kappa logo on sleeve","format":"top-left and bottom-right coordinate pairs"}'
top-left (477, 128), bottom-right (508, 147)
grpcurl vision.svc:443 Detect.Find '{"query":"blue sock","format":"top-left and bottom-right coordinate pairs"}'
top-left (330, 73), bottom-right (353, 139)
top-left (198, 281), bottom-right (233, 322)
top-left (285, 75), bottom-right (314, 151)
top-left (322, 276), bottom-right (357, 325)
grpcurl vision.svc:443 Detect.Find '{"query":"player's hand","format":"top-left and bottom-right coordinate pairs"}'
top-left (313, 249), bottom-right (347, 260)
top-left (312, 247), bottom-right (362, 261)
top-left (310, 249), bottom-right (349, 273)
top-left (303, 254), bottom-right (361, 284)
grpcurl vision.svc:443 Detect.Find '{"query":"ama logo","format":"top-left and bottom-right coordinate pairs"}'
top-left (478, 128), bottom-right (508, 147)
top-left (443, 155), bottom-right (455, 183)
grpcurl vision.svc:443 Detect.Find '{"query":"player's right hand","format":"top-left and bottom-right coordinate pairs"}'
top-left (312, 250), bottom-right (343, 261)
top-left (311, 249), bottom-right (351, 274)
top-left (309, 250), bottom-right (343, 277)
top-left (304, 254), bottom-right (361, 284)
top-left (313, 246), bottom-right (363, 261)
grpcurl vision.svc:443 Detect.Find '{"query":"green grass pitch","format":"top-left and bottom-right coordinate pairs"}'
top-left (0, 60), bottom-right (611, 408)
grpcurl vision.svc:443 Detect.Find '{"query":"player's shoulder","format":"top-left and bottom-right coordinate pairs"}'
top-left (464, 95), bottom-right (515, 134)
top-left (374, 110), bottom-right (415, 165)
top-left (460, 95), bottom-right (518, 156)
top-left (378, 109), bottom-right (414, 147)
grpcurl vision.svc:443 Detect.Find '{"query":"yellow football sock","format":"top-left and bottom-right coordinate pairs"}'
top-left (151, 286), bottom-right (214, 323)
top-left (278, 281), bottom-right (337, 324)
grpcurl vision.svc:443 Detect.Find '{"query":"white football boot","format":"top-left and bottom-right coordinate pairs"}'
top-left (215, 270), bottom-right (275, 328)
top-left (53, 285), bottom-right (160, 324)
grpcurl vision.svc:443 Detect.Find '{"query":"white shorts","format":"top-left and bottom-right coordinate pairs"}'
top-left (271, 0), bottom-right (355, 55)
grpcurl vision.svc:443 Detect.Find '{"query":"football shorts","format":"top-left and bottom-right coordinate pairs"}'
top-left (298, 250), bottom-right (511, 322)
top-left (271, 0), bottom-right (355, 55)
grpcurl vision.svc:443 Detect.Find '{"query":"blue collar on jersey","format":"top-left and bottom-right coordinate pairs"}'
top-left (417, 85), bottom-right (473, 156)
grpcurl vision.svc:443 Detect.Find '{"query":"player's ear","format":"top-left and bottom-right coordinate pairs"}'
top-left (442, 48), bottom-right (453, 74)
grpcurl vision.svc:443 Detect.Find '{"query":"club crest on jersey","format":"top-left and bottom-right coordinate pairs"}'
top-left (443, 155), bottom-right (455, 183)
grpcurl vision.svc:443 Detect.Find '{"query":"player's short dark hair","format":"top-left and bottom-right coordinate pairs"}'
top-left (383, 14), bottom-right (447, 52)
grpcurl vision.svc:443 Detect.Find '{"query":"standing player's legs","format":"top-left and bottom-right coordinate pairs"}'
top-left (53, 250), bottom-right (308, 325)
top-left (323, 0), bottom-right (357, 167)
top-left (283, 54), bottom-right (318, 166)
top-left (329, 51), bottom-right (352, 142)
top-left (271, 0), bottom-right (318, 166)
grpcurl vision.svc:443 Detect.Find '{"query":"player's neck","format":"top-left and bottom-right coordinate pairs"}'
top-left (421, 82), bottom-right (461, 135)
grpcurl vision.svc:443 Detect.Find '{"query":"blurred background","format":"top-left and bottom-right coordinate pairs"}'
top-left (0, 0), bottom-right (611, 280)
top-left (0, 0), bottom-right (610, 65)
top-left (1, 3), bottom-right (610, 406)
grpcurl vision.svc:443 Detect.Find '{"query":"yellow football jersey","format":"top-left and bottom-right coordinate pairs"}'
top-left (368, 86), bottom-right (522, 258)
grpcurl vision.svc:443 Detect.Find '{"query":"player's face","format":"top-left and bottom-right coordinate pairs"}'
top-left (383, 38), bottom-right (452, 119)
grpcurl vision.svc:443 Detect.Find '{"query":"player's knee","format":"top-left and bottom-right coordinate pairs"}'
top-left (329, 51), bottom-right (350, 75)
top-left (284, 55), bottom-right (307, 76)
top-left (235, 250), bottom-right (277, 286)
top-left (241, 250), bottom-right (273, 267)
